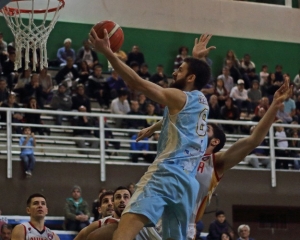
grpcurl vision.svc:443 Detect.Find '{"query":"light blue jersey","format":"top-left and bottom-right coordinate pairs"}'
top-left (123, 90), bottom-right (209, 240)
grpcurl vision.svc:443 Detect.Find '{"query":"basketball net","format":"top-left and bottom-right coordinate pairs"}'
top-left (0, 0), bottom-right (65, 71)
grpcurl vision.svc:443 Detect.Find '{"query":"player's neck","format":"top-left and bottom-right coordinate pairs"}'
top-left (112, 212), bottom-right (121, 219)
top-left (30, 218), bottom-right (45, 231)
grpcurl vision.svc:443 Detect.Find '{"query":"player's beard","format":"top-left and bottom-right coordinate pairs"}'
top-left (114, 208), bottom-right (122, 218)
top-left (170, 76), bottom-right (187, 90)
top-left (207, 136), bottom-right (213, 149)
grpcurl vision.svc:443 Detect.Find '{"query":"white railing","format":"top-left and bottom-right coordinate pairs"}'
top-left (0, 107), bottom-right (299, 187)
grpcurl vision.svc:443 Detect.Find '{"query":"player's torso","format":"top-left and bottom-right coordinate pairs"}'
top-left (153, 90), bottom-right (209, 174)
top-left (22, 222), bottom-right (54, 240)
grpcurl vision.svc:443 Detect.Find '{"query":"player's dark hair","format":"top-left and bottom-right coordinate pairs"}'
top-left (209, 123), bottom-right (226, 153)
top-left (184, 57), bottom-right (211, 91)
top-left (113, 186), bottom-right (132, 200)
top-left (98, 190), bottom-right (114, 207)
top-left (1, 224), bottom-right (13, 232)
top-left (216, 210), bottom-right (225, 217)
top-left (26, 193), bottom-right (46, 206)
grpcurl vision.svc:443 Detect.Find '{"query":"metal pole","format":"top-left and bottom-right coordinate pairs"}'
top-left (99, 116), bottom-right (106, 182)
top-left (269, 125), bottom-right (276, 187)
top-left (6, 109), bottom-right (12, 178)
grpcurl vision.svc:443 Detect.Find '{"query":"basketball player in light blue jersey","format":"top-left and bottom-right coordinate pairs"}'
top-left (89, 31), bottom-right (216, 240)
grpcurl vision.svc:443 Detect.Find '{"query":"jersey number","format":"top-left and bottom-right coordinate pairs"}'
top-left (196, 109), bottom-right (208, 136)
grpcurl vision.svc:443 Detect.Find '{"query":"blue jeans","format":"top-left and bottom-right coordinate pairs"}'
top-left (20, 154), bottom-right (36, 172)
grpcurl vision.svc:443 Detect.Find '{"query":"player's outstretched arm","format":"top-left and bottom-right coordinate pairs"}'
top-left (74, 222), bottom-right (99, 240)
top-left (89, 29), bottom-right (186, 114)
top-left (215, 79), bottom-right (291, 173)
top-left (11, 224), bottom-right (25, 240)
top-left (136, 119), bottom-right (163, 142)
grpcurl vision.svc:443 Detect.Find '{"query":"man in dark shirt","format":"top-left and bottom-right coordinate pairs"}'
top-left (126, 45), bottom-right (145, 66)
top-left (149, 65), bottom-right (168, 87)
top-left (72, 84), bottom-right (91, 112)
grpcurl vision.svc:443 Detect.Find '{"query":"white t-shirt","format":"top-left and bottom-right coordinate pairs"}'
top-left (260, 71), bottom-right (269, 86)
top-left (275, 131), bottom-right (288, 149)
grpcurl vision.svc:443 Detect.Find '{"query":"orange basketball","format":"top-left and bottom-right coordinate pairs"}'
top-left (92, 20), bottom-right (124, 53)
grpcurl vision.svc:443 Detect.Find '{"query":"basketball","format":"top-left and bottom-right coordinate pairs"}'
top-left (92, 20), bottom-right (124, 53)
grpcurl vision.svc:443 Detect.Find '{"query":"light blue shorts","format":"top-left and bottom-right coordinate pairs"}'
top-left (122, 162), bottom-right (199, 240)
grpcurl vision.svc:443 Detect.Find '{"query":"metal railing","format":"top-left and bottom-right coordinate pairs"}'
top-left (0, 107), bottom-right (299, 187)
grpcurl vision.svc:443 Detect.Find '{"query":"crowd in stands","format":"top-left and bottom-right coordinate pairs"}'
top-left (0, 31), bottom-right (299, 170)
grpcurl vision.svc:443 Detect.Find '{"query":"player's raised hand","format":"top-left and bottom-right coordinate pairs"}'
top-left (88, 29), bottom-right (111, 54)
top-left (192, 34), bottom-right (216, 59)
top-left (272, 78), bottom-right (292, 106)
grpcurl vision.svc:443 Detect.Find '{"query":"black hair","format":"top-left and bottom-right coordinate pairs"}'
top-left (1, 224), bottom-right (13, 232)
top-left (23, 126), bottom-right (31, 132)
top-left (178, 46), bottom-right (188, 54)
top-left (183, 57), bottom-right (211, 91)
top-left (141, 63), bottom-right (148, 68)
top-left (157, 64), bottom-right (164, 68)
top-left (26, 193), bottom-right (46, 206)
top-left (216, 210), bottom-right (225, 217)
top-left (118, 89), bottom-right (129, 97)
top-left (129, 61), bottom-right (139, 68)
top-left (98, 190), bottom-right (114, 207)
top-left (261, 64), bottom-right (268, 70)
top-left (93, 64), bottom-right (103, 70)
top-left (219, 232), bottom-right (233, 240)
top-left (209, 123), bottom-right (226, 153)
top-left (113, 186), bottom-right (132, 198)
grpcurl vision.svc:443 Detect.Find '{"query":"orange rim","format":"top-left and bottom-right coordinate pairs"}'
top-left (1, 0), bottom-right (65, 14)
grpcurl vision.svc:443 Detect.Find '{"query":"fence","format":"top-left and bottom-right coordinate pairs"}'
top-left (0, 107), bottom-right (299, 187)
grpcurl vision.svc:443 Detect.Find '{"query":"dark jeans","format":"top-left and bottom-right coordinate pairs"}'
top-left (131, 153), bottom-right (155, 163)
top-left (20, 154), bottom-right (36, 172)
top-left (65, 219), bottom-right (89, 231)
top-left (234, 99), bottom-right (251, 114)
top-left (275, 149), bottom-right (294, 169)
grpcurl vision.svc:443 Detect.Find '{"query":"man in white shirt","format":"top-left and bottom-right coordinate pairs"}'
top-left (110, 89), bottom-right (130, 127)
top-left (230, 79), bottom-right (251, 114)
top-left (217, 67), bottom-right (234, 93)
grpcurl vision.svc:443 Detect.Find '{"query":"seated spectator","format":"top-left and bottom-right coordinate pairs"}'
top-left (24, 97), bottom-right (49, 135)
top-left (214, 78), bottom-right (229, 107)
top-left (0, 78), bottom-right (9, 106)
top-left (247, 80), bottom-right (261, 112)
top-left (138, 93), bottom-right (147, 114)
top-left (251, 107), bottom-right (266, 122)
top-left (275, 64), bottom-right (284, 82)
top-left (123, 100), bottom-right (147, 132)
top-left (14, 68), bottom-right (31, 92)
top-left (145, 102), bottom-right (158, 127)
top-left (127, 183), bottom-right (135, 195)
top-left (130, 134), bottom-right (154, 163)
top-left (230, 79), bottom-right (251, 115)
top-left (76, 39), bottom-right (98, 69)
top-left (240, 54), bottom-right (255, 81)
top-left (0, 92), bottom-right (23, 134)
top-left (208, 95), bottom-right (220, 119)
top-left (73, 106), bottom-right (99, 154)
top-left (247, 69), bottom-right (259, 87)
top-left (126, 45), bottom-right (145, 66)
top-left (72, 84), bottom-right (91, 113)
top-left (88, 64), bottom-right (110, 108)
top-left (220, 97), bottom-right (240, 133)
top-left (55, 57), bottom-right (79, 88)
top-left (57, 38), bottom-right (76, 67)
top-left (64, 185), bottom-right (90, 231)
top-left (2, 52), bottom-right (19, 90)
top-left (276, 103), bottom-right (293, 123)
top-left (284, 91), bottom-right (297, 122)
top-left (201, 83), bottom-right (214, 101)
top-left (237, 224), bottom-right (255, 240)
top-left (247, 126), bottom-right (270, 169)
top-left (138, 63), bottom-right (151, 80)
top-left (0, 32), bottom-right (8, 67)
top-left (110, 90), bottom-right (130, 128)
top-left (50, 84), bottom-right (72, 125)
top-left (77, 60), bottom-right (91, 85)
top-left (0, 224), bottom-right (12, 240)
top-left (287, 121), bottom-right (300, 170)
top-left (195, 220), bottom-right (205, 240)
top-left (259, 65), bottom-right (269, 96)
top-left (173, 46), bottom-right (189, 71)
top-left (293, 70), bottom-right (300, 91)
top-left (19, 127), bottom-right (36, 178)
top-left (129, 61), bottom-right (139, 73)
top-left (108, 49), bottom-right (128, 71)
top-left (220, 232), bottom-right (233, 240)
top-left (254, 96), bottom-right (269, 116)
top-left (22, 74), bottom-right (44, 108)
top-left (207, 210), bottom-right (231, 240)
top-left (91, 188), bottom-right (107, 221)
top-left (217, 67), bottom-right (234, 93)
top-left (266, 79), bottom-right (282, 102)
top-left (223, 50), bottom-right (240, 69)
top-left (225, 59), bottom-right (242, 84)
top-left (38, 68), bottom-right (53, 104)
top-left (150, 64), bottom-right (168, 86)
top-left (107, 69), bottom-right (127, 100)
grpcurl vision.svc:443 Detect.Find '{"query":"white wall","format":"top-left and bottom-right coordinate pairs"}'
top-left (11, 0), bottom-right (300, 43)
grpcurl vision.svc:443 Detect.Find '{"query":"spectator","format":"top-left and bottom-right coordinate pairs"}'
top-left (208, 95), bottom-right (221, 119)
top-left (296, 95), bottom-right (300, 123)
top-left (217, 67), bottom-right (234, 93)
top-left (0, 224), bottom-right (12, 240)
top-left (123, 100), bottom-right (147, 132)
top-left (254, 96), bottom-right (269, 116)
top-left (287, 121), bottom-right (300, 170)
top-left (195, 220), bottom-right (204, 240)
top-left (77, 61), bottom-right (91, 85)
top-left (237, 224), bottom-right (255, 240)
top-left (64, 185), bottom-right (90, 231)
top-left (72, 84), bottom-right (91, 113)
top-left (0, 78), bottom-right (9, 106)
top-left (110, 90), bottom-right (130, 128)
top-left (251, 107), bottom-right (266, 122)
top-left (130, 134), bottom-right (154, 163)
top-left (107, 69), bottom-right (127, 100)
top-left (230, 79), bottom-right (251, 115)
top-left (50, 84), bottom-right (72, 125)
top-left (76, 39), bottom-right (99, 69)
top-left (55, 57), bottom-right (79, 87)
top-left (129, 61), bottom-right (139, 73)
top-left (247, 69), bottom-right (259, 87)
top-left (275, 64), bottom-right (284, 82)
top-left (2, 52), bottom-right (19, 90)
top-left (240, 54), bottom-right (255, 76)
top-left (38, 68), bottom-right (53, 104)
top-left (220, 97), bottom-right (240, 133)
top-left (214, 78), bottom-right (229, 107)
top-left (174, 46), bottom-right (189, 71)
top-left (293, 70), bottom-right (300, 91)
top-left (127, 183), bottom-right (135, 195)
top-left (276, 103), bottom-right (293, 123)
top-left (19, 127), bottom-right (36, 178)
top-left (220, 232), bottom-right (233, 240)
top-left (137, 93), bottom-right (147, 114)
top-left (207, 210), bottom-right (231, 240)
top-left (284, 91), bottom-right (297, 122)
top-left (259, 65), bottom-right (269, 96)
top-left (91, 188), bottom-right (108, 221)
top-left (247, 126), bottom-right (270, 169)
top-left (225, 59), bottom-right (242, 84)
top-left (150, 64), bottom-right (168, 87)
top-left (145, 102), bottom-right (158, 127)
top-left (0, 92), bottom-right (23, 134)
top-left (223, 50), bottom-right (240, 69)
top-left (22, 73), bottom-right (44, 108)
top-left (126, 45), bottom-right (145, 66)
top-left (247, 80), bottom-right (261, 112)
top-left (138, 63), bottom-right (151, 80)
top-left (201, 83), bottom-right (214, 101)
top-left (14, 68), bottom-right (31, 92)
top-left (108, 49), bottom-right (128, 71)
top-left (57, 38), bottom-right (76, 67)
top-left (267, 80), bottom-right (282, 102)
top-left (73, 106), bottom-right (99, 154)
top-left (88, 64), bottom-right (110, 108)
top-left (0, 32), bottom-right (8, 66)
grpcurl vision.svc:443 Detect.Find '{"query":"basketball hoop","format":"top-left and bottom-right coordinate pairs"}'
top-left (0, 0), bottom-right (65, 71)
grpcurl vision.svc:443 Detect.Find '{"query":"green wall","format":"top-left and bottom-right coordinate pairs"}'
top-left (1, 17), bottom-right (300, 78)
